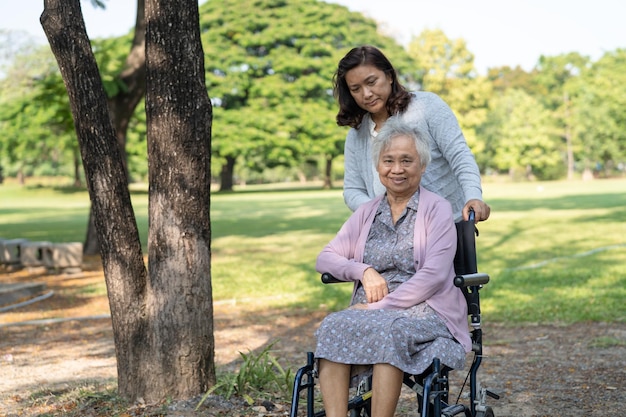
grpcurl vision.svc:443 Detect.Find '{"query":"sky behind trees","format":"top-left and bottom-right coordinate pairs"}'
top-left (1, 0), bottom-right (625, 74)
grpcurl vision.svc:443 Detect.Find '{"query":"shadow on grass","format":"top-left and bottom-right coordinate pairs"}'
top-left (489, 192), bottom-right (626, 212)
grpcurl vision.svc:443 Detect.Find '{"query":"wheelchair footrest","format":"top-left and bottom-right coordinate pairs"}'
top-left (441, 404), bottom-right (467, 416)
top-left (486, 389), bottom-right (500, 400)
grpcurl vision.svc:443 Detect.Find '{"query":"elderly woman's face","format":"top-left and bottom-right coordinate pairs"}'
top-left (377, 134), bottom-right (425, 196)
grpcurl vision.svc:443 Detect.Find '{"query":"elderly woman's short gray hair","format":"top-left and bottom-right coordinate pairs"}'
top-left (371, 116), bottom-right (431, 168)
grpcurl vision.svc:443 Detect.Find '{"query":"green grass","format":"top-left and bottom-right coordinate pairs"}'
top-left (475, 179), bottom-right (626, 323)
top-left (1, 178), bottom-right (625, 324)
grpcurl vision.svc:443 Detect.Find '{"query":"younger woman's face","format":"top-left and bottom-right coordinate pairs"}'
top-left (344, 64), bottom-right (393, 122)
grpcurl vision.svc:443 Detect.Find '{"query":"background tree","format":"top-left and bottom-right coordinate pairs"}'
top-left (83, 0), bottom-right (147, 255)
top-left (41, 0), bottom-right (214, 403)
top-left (199, 0), bottom-right (415, 191)
top-left (407, 28), bottom-right (491, 156)
top-left (487, 65), bottom-right (540, 95)
top-left (4, 4), bottom-right (626, 186)
top-left (479, 88), bottom-right (562, 180)
top-left (0, 78), bottom-right (76, 184)
top-left (143, 0), bottom-right (214, 401)
top-left (0, 41), bottom-right (79, 183)
top-left (568, 49), bottom-right (626, 178)
top-left (408, 28), bottom-right (475, 92)
top-left (532, 52), bottom-right (590, 179)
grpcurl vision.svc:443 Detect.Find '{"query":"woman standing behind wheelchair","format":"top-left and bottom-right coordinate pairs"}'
top-left (334, 45), bottom-right (490, 223)
top-left (315, 116), bottom-right (471, 417)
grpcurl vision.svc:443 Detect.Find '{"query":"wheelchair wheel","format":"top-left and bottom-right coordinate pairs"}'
top-left (349, 406), bottom-right (370, 417)
top-left (348, 398), bottom-right (371, 417)
top-left (475, 406), bottom-right (495, 417)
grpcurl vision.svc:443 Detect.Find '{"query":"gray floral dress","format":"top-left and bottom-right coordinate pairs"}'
top-left (314, 192), bottom-right (466, 380)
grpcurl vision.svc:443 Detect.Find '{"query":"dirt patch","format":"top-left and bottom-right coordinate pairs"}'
top-left (1, 263), bottom-right (625, 416)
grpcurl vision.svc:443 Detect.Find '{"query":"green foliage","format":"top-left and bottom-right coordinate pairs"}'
top-left (0, 43), bottom-right (79, 180)
top-left (199, 0), bottom-right (415, 185)
top-left (589, 336), bottom-right (626, 348)
top-left (28, 382), bottom-right (123, 416)
top-left (408, 28), bottom-right (475, 89)
top-left (479, 88), bottom-right (563, 179)
top-left (568, 49), bottom-right (626, 174)
top-left (91, 35), bottom-right (135, 96)
top-left (196, 341), bottom-right (293, 408)
top-left (3, 5), bottom-right (626, 184)
top-left (406, 29), bottom-right (492, 156)
top-left (0, 31), bottom-right (141, 183)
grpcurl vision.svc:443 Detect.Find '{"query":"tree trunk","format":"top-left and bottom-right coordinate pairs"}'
top-left (73, 149), bottom-right (82, 187)
top-left (219, 155), bottom-right (236, 191)
top-left (41, 0), bottom-right (148, 401)
top-left (83, 211), bottom-right (100, 255)
top-left (323, 156), bottom-right (333, 189)
top-left (144, 0), bottom-right (215, 402)
top-left (563, 92), bottom-right (575, 180)
top-left (83, 0), bottom-right (147, 255)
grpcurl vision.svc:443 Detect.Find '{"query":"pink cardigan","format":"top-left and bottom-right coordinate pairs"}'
top-left (316, 186), bottom-right (471, 352)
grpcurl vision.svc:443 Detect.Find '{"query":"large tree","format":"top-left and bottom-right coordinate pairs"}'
top-left (0, 39), bottom-right (79, 183)
top-left (407, 29), bottom-right (491, 156)
top-left (143, 0), bottom-right (214, 401)
top-left (41, 0), bottom-right (214, 403)
top-left (479, 88), bottom-right (562, 180)
top-left (533, 53), bottom-right (590, 179)
top-left (83, 0), bottom-right (147, 255)
top-left (568, 49), bottom-right (626, 177)
top-left (199, 0), bottom-right (415, 190)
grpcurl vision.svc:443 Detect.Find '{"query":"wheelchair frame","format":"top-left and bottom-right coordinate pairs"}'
top-left (289, 212), bottom-right (499, 417)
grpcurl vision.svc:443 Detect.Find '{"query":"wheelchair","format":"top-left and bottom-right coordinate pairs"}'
top-left (289, 211), bottom-right (499, 417)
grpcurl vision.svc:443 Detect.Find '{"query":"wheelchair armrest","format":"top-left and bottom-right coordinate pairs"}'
top-left (321, 273), bottom-right (343, 284)
top-left (324, 272), bottom-right (490, 287)
top-left (454, 272), bottom-right (490, 288)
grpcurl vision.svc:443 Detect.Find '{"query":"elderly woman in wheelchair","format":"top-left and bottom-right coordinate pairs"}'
top-left (290, 116), bottom-right (496, 417)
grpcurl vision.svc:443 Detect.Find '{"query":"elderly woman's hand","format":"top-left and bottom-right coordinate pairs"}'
top-left (361, 267), bottom-right (388, 303)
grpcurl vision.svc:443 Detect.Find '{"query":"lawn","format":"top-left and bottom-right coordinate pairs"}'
top-left (1, 178), bottom-right (625, 323)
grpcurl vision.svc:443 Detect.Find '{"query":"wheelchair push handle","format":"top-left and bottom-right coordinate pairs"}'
top-left (468, 208), bottom-right (475, 223)
top-left (454, 272), bottom-right (490, 288)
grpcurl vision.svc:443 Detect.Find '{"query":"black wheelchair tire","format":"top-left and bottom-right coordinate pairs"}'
top-left (349, 406), bottom-right (369, 417)
top-left (475, 406), bottom-right (495, 417)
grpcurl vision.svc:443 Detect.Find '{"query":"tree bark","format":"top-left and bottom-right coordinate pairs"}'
top-left (219, 155), bottom-right (235, 191)
top-left (83, 0), bottom-right (147, 255)
top-left (323, 156), bottom-right (333, 189)
top-left (563, 92), bottom-right (575, 180)
top-left (144, 0), bottom-right (215, 402)
top-left (42, 0), bottom-right (215, 403)
top-left (41, 0), bottom-right (149, 401)
top-left (73, 149), bottom-right (82, 187)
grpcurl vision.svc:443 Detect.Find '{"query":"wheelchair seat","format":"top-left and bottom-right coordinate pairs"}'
top-left (290, 211), bottom-right (498, 417)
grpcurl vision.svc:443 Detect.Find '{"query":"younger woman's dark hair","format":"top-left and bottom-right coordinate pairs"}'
top-left (333, 45), bottom-right (412, 128)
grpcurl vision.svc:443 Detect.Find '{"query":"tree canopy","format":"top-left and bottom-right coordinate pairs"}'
top-left (198, 0), bottom-right (415, 189)
top-left (1, 1), bottom-right (626, 185)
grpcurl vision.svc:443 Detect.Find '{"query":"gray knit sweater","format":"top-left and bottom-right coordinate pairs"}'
top-left (342, 91), bottom-right (483, 221)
